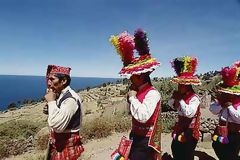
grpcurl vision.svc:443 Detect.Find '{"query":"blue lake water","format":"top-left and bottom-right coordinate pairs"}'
top-left (0, 75), bottom-right (118, 110)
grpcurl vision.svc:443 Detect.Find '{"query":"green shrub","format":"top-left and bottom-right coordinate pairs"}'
top-left (0, 120), bottom-right (44, 139)
top-left (162, 118), bottom-right (176, 133)
top-left (0, 120), bottom-right (45, 158)
top-left (152, 78), bottom-right (177, 112)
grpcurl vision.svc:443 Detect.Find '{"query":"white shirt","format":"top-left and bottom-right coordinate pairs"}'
top-left (129, 89), bottom-right (161, 123)
top-left (209, 102), bottom-right (240, 124)
top-left (168, 95), bottom-right (200, 118)
top-left (48, 86), bottom-right (82, 133)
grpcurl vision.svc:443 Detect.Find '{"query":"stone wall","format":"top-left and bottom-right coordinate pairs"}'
top-left (161, 111), bottom-right (218, 141)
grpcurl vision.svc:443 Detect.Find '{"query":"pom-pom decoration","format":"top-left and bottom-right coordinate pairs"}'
top-left (172, 133), bottom-right (186, 143)
top-left (134, 28), bottom-right (150, 56)
top-left (171, 56), bottom-right (198, 76)
top-left (221, 67), bottom-right (238, 87)
top-left (170, 56), bottom-right (201, 85)
top-left (233, 61), bottom-right (240, 80)
top-left (217, 61), bottom-right (240, 95)
top-left (109, 31), bottom-right (135, 66)
top-left (212, 134), bottom-right (229, 144)
top-left (110, 29), bottom-right (160, 77)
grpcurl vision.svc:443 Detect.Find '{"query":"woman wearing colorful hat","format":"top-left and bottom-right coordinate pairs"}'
top-left (209, 61), bottom-right (240, 160)
top-left (110, 28), bottom-right (161, 160)
top-left (168, 56), bottom-right (201, 160)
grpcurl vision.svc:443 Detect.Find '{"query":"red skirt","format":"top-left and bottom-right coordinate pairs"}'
top-left (50, 132), bottom-right (84, 160)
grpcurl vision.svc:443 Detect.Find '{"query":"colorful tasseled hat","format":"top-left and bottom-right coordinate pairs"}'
top-left (109, 28), bottom-right (160, 77)
top-left (46, 65), bottom-right (71, 78)
top-left (217, 61), bottom-right (240, 95)
top-left (170, 56), bottom-right (201, 85)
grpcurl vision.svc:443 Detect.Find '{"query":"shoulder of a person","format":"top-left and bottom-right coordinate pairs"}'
top-left (147, 89), bottom-right (161, 97)
top-left (190, 94), bottom-right (200, 102)
top-left (68, 87), bottom-right (81, 101)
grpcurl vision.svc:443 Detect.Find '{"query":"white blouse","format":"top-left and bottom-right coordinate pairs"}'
top-left (129, 89), bottom-right (161, 123)
top-left (209, 102), bottom-right (240, 124)
top-left (168, 95), bottom-right (200, 118)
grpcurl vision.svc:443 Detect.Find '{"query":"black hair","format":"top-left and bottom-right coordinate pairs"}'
top-left (186, 85), bottom-right (194, 93)
top-left (142, 72), bottom-right (152, 85)
top-left (55, 74), bottom-right (71, 87)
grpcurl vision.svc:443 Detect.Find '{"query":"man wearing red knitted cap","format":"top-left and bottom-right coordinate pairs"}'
top-left (44, 65), bottom-right (84, 160)
top-left (110, 29), bottom-right (161, 160)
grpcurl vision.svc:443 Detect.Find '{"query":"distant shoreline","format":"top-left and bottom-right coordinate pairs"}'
top-left (0, 75), bottom-right (119, 111)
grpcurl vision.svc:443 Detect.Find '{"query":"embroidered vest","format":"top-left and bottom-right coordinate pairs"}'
top-left (131, 84), bottom-right (162, 154)
top-left (172, 93), bottom-right (201, 140)
top-left (57, 90), bottom-right (81, 130)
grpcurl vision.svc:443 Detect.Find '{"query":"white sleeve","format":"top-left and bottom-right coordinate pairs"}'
top-left (228, 105), bottom-right (240, 123)
top-left (179, 96), bottom-right (200, 118)
top-left (129, 90), bottom-right (161, 123)
top-left (48, 98), bottom-right (78, 132)
top-left (209, 102), bottom-right (222, 115)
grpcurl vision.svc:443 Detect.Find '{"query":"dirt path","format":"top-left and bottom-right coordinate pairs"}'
top-left (80, 132), bottom-right (217, 160)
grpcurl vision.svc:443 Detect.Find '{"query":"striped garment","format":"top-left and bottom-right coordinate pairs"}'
top-left (49, 132), bottom-right (84, 160)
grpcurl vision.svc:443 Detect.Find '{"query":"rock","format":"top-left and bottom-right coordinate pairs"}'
top-left (203, 133), bottom-right (212, 142)
top-left (200, 127), bottom-right (209, 133)
top-left (209, 125), bottom-right (215, 130)
top-left (201, 124), bottom-right (207, 128)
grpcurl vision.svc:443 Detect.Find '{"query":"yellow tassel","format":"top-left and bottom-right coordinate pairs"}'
top-left (236, 68), bottom-right (240, 78)
top-left (178, 135), bottom-right (182, 141)
top-left (119, 157), bottom-right (125, 160)
top-left (109, 36), bottom-right (122, 58)
top-left (183, 56), bottom-right (192, 72)
top-left (212, 135), bottom-right (218, 141)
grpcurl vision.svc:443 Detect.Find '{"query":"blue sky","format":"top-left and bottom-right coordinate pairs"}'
top-left (0, 0), bottom-right (239, 78)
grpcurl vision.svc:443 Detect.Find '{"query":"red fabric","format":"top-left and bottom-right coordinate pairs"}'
top-left (232, 97), bottom-right (240, 110)
top-left (132, 84), bottom-right (158, 136)
top-left (172, 92), bottom-right (201, 140)
top-left (118, 136), bottom-right (132, 159)
top-left (47, 65), bottom-right (71, 76)
top-left (50, 132), bottom-right (84, 160)
top-left (179, 72), bottom-right (194, 77)
top-left (221, 67), bottom-right (239, 87)
top-left (131, 83), bottom-right (161, 156)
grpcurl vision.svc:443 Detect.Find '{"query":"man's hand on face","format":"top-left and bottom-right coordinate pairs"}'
top-left (45, 91), bottom-right (56, 102)
top-left (128, 90), bottom-right (137, 98)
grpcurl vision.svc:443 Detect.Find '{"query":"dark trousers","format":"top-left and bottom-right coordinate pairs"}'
top-left (171, 137), bottom-right (197, 160)
top-left (129, 133), bottom-right (155, 160)
top-left (212, 133), bottom-right (240, 160)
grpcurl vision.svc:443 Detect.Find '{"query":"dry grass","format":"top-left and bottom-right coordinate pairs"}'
top-left (80, 113), bottom-right (131, 143)
top-left (0, 120), bottom-right (44, 159)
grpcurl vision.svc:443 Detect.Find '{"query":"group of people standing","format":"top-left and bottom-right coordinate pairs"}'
top-left (43, 28), bottom-right (239, 160)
